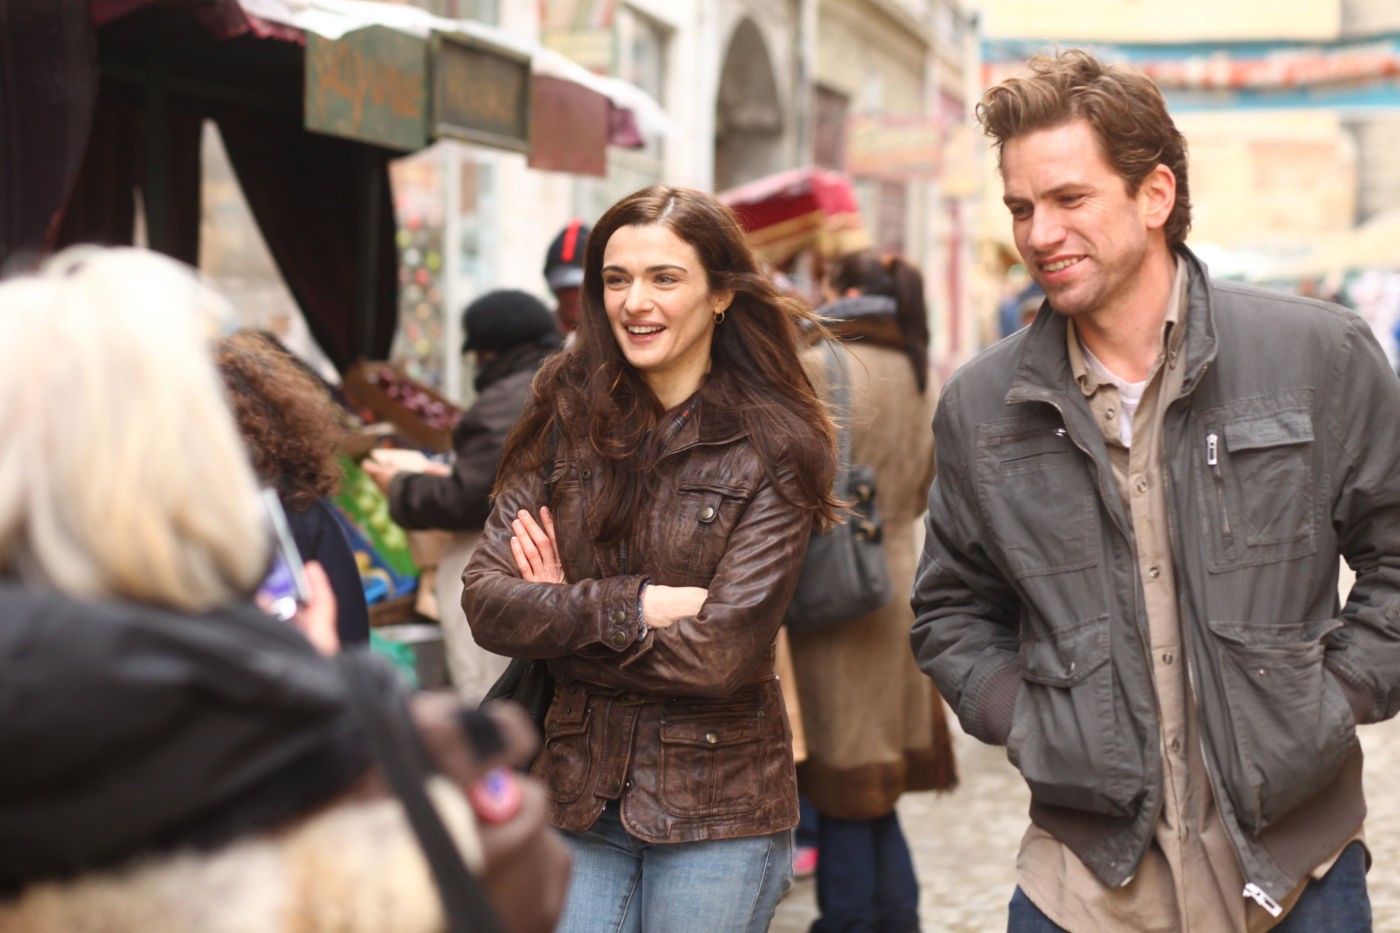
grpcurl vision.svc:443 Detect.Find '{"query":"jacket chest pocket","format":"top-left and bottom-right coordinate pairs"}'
top-left (657, 709), bottom-right (765, 818)
top-left (652, 482), bottom-right (751, 584)
top-left (975, 416), bottom-right (1100, 579)
top-left (1193, 398), bottom-right (1317, 572)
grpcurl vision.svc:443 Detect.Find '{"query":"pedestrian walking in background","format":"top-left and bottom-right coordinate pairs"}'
top-left (790, 249), bottom-right (956, 933)
top-left (544, 219), bottom-right (590, 337)
top-left (912, 49), bottom-right (1400, 931)
top-left (364, 289), bottom-right (562, 700)
top-left (217, 329), bottom-right (371, 649)
top-left (462, 184), bottom-right (842, 932)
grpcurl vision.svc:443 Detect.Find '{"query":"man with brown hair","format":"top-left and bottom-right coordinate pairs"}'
top-left (913, 49), bottom-right (1400, 930)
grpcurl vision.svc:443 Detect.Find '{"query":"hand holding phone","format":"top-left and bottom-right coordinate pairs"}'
top-left (257, 489), bottom-right (311, 622)
top-left (256, 489), bottom-right (339, 654)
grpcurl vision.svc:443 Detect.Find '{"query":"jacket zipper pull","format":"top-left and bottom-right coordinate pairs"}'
top-left (1242, 882), bottom-right (1282, 918)
top-left (1206, 432), bottom-right (1219, 467)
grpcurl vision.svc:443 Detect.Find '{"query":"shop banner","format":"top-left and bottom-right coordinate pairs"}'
top-left (844, 114), bottom-right (942, 179)
top-left (984, 33), bottom-right (1400, 111)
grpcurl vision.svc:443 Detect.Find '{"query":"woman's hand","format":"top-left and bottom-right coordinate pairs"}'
top-left (292, 560), bottom-right (341, 656)
top-left (510, 507), bottom-right (564, 584)
top-left (640, 584), bottom-right (708, 630)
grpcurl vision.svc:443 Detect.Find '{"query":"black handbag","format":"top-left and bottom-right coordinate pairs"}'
top-left (784, 340), bottom-right (893, 634)
top-left (481, 657), bottom-right (555, 734)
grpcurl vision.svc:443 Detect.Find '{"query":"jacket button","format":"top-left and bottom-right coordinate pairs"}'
top-left (705, 732), bottom-right (719, 745)
top-left (582, 468), bottom-right (592, 480)
top-left (698, 505), bottom-right (717, 523)
top-left (611, 630), bottom-right (629, 647)
top-left (1162, 652), bottom-right (1175, 665)
top-left (610, 609), bottom-right (626, 624)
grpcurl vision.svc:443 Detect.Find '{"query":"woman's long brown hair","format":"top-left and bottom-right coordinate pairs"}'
top-left (498, 185), bottom-right (840, 542)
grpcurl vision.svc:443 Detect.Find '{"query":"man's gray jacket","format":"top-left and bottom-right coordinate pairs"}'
top-left (911, 247), bottom-right (1400, 904)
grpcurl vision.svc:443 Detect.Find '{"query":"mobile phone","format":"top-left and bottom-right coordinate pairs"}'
top-left (257, 488), bottom-right (311, 621)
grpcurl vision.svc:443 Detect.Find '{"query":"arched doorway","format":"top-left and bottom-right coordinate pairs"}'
top-left (714, 17), bottom-right (784, 192)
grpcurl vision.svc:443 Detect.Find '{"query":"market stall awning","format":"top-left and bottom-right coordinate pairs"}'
top-left (240, 0), bottom-right (668, 168)
top-left (718, 167), bottom-right (871, 267)
top-left (1, 0), bottom-right (669, 373)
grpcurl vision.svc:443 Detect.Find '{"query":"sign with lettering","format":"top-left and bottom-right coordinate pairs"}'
top-left (430, 32), bottom-right (532, 153)
top-left (306, 26), bottom-right (429, 151)
top-left (844, 114), bottom-right (942, 179)
top-left (983, 34), bottom-right (1400, 112)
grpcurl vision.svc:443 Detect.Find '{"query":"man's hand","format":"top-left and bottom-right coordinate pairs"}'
top-left (360, 457), bottom-right (398, 495)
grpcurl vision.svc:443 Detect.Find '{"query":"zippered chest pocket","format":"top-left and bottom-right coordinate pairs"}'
top-left (975, 415), bottom-right (1100, 579)
top-left (1195, 398), bottom-right (1317, 572)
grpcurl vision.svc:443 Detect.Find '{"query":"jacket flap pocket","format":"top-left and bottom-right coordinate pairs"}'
top-left (1223, 410), bottom-right (1313, 452)
top-left (1021, 622), bottom-right (1110, 688)
top-left (660, 716), bottom-right (763, 748)
top-left (1206, 616), bottom-right (1341, 648)
top-left (677, 480), bottom-right (750, 500)
top-left (547, 684), bottom-right (590, 736)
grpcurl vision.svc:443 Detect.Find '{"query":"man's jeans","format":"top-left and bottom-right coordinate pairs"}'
top-left (555, 800), bottom-right (792, 933)
top-left (1006, 841), bottom-right (1371, 932)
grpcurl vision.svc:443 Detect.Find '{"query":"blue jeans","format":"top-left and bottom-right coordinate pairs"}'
top-left (1006, 842), bottom-right (1371, 932)
top-left (555, 801), bottom-right (792, 933)
top-left (811, 811), bottom-right (920, 933)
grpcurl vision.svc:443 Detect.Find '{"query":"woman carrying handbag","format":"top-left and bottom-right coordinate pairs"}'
top-left (789, 250), bottom-right (958, 933)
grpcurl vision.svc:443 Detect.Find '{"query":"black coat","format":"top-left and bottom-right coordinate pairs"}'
top-left (388, 342), bottom-right (553, 531)
top-left (0, 584), bottom-right (407, 894)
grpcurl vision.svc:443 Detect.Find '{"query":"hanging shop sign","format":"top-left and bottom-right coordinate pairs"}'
top-left (528, 75), bottom-right (608, 176)
top-left (430, 32), bottom-right (532, 154)
top-left (306, 25), bottom-right (429, 151)
top-left (305, 26), bottom-right (532, 154)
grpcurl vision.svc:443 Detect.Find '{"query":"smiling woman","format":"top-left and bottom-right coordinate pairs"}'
top-left (601, 223), bottom-right (731, 409)
top-left (462, 185), bottom-right (842, 932)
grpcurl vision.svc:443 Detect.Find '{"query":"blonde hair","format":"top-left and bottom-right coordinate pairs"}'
top-left (0, 247), bottom-right (268, 611)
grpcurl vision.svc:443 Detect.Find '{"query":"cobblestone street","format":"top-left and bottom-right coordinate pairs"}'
top-left (774, 713), bottom-right (1400, 931)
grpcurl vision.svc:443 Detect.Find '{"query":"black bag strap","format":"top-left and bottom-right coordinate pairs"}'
top-left (342, 660), bottom-right (505, 933)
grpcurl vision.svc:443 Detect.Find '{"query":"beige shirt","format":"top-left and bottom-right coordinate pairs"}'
top-left (1016, 260), bottom-right (1356, 932)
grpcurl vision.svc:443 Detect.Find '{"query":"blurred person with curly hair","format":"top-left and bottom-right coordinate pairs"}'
top-left (217, 330), bottom-right (370, 647)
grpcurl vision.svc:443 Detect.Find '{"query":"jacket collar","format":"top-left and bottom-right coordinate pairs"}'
top-left (559, 373), bottom-right (750, 458)
top-left (667, 377), bottom-right (748, 454)
top-left (1007, 244), bottom-right (1219, 407)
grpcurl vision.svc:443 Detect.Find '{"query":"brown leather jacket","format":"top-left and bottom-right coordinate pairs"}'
top-left (461, 388), bottom-right (810, 843)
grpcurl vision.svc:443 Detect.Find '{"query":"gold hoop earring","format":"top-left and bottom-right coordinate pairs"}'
top-left (714, 309), bottom-right (726, 325)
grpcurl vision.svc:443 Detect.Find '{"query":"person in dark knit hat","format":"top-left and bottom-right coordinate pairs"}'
top-left (364, 289), bottom-right (561, 698)
top-left (461, 288), bottom-right (562, 360)
top-left (543, 220), bottom-right (590, 336)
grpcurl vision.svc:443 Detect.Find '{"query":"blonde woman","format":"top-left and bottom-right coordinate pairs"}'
top-left (0, 248), bottom-right (566, 931)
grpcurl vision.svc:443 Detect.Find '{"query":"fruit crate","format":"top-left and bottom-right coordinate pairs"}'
top-left (334, 455), bottom-right (419, 583)
top-left (343, 361), bottom-right (461, 454)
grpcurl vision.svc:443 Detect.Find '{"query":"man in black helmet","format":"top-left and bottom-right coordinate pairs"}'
top-left (543, 219), bottom-right (590, 337)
